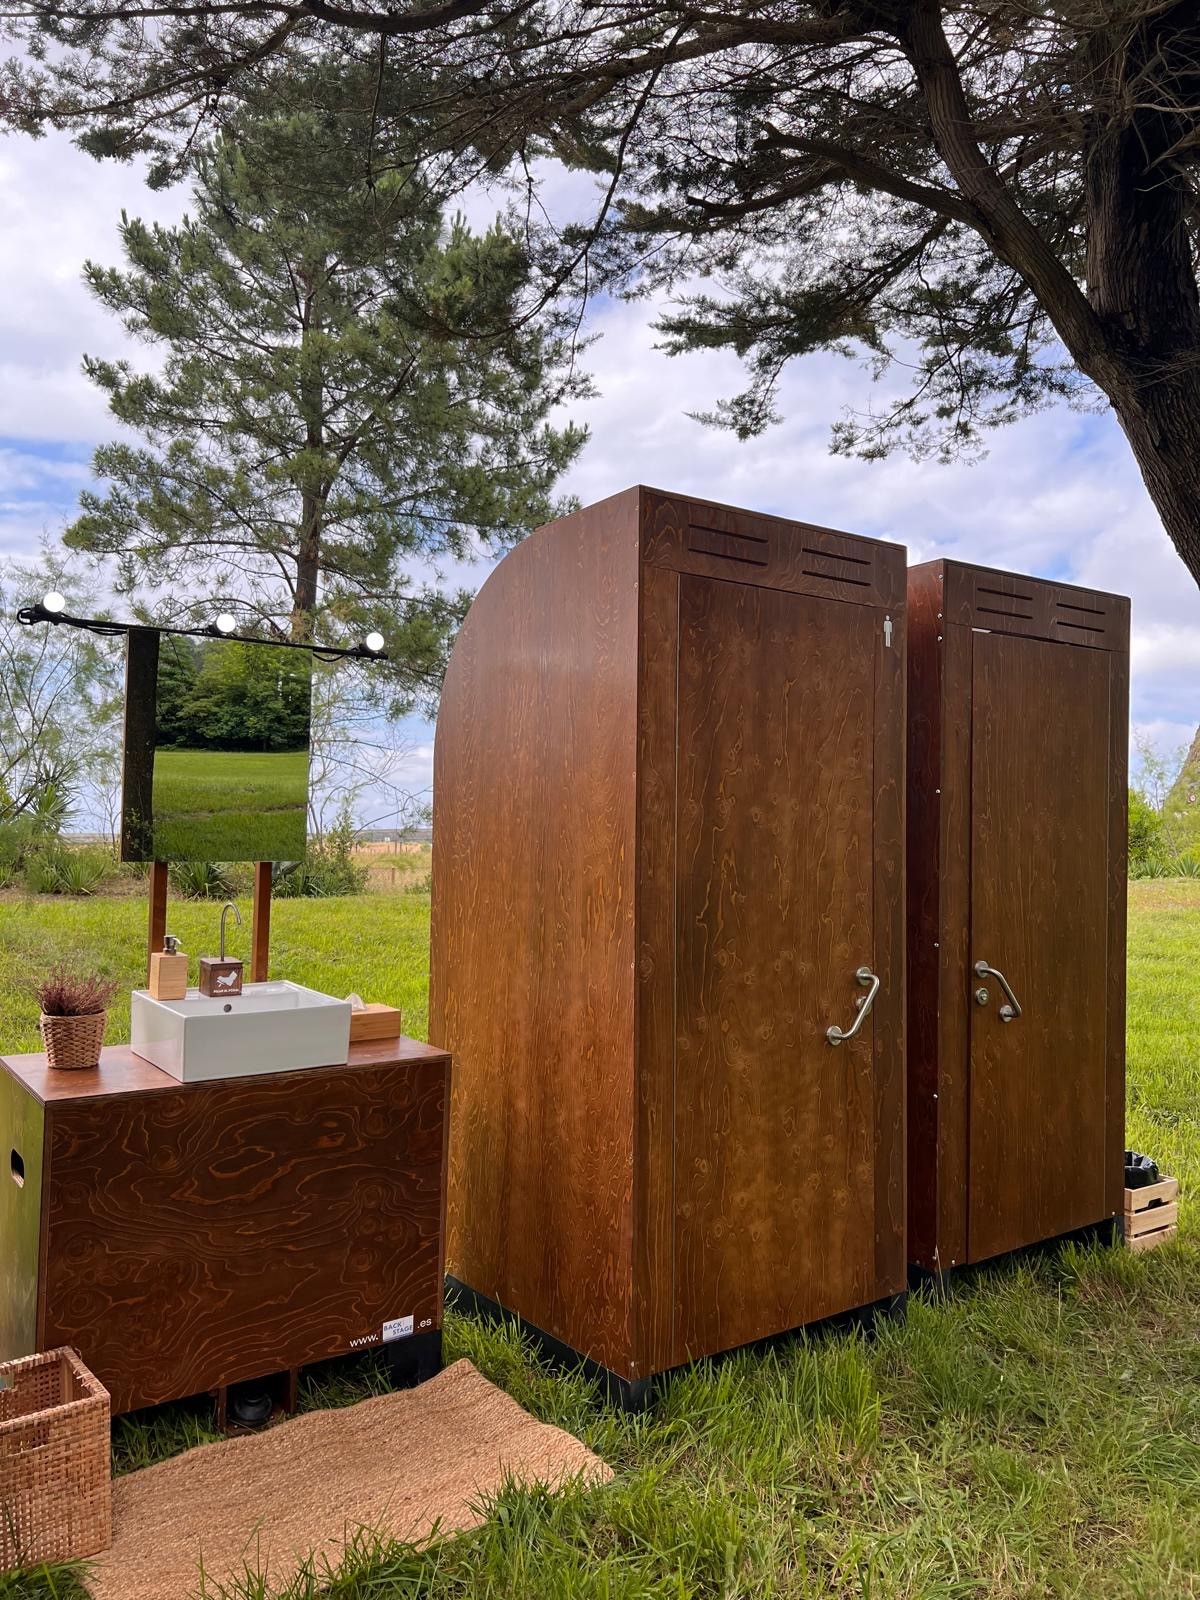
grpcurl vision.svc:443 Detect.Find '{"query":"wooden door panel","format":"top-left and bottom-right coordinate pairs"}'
top-left (968, 632), bottom-right (1111, 1261)
top-left (673, 575), bottom-right (877, 1356)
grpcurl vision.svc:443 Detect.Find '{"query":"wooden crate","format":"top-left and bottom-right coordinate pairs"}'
top-left (1125, 1176), bottom-right (1179, 1252)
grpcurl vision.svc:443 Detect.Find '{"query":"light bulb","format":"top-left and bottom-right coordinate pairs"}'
top-left (215, 613), bottom-right (236, 635)
top-left (42, 591), bottom-right (66, 615)
top-left (365, 631), bottom-right (385, 654)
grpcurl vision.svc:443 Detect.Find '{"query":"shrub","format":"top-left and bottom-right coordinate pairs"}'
top-left (23, 849), bottom-right (65, 895)
top-left (35, 965), bottom-right (119, 1017)
top-left (273, 850), bottom-right (366, 898)
top-left (21, 845), bottom-right (116, 896)
top-left (274, 804), bottom-right (369, 898)
top-left (54, 851), bottom-right (110, 896)
top-left (1128, 790), bottom-right (1163, 876)
top-left (169, 860), bottom-right (243, 899)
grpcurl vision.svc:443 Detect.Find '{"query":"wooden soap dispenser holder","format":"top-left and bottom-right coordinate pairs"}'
top-left (148, 933), bottom-right (189, 1001)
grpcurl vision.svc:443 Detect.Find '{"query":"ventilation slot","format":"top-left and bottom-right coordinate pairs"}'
top-left (688, 524), bottom-right (768, 567)
top-left (800, 545), bottom-right (872, 589)
top-left (975, 584), bottom-right (1033, 621)
top-left (1055, 599), bottom-right (1107, 637)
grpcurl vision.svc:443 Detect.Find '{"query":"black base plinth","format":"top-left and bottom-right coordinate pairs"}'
top-left (446, 1278), bottom-right (909, 1412)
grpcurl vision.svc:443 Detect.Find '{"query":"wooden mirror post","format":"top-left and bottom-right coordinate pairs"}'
top-left (251, 862), bottom-right (272, 983)
top-left (146, 861), bottom-right (169, 983)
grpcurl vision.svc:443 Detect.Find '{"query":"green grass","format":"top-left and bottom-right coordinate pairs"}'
top-left (2, 882), bottom-right (1199, 1599)
top-left (151, 748), bottom-right (308, 861)
top-left (0, 892), bottom-right (433, 1049)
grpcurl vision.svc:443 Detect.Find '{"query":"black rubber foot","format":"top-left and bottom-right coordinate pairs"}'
top-left (385, 1328), bottom-right (443, 1387)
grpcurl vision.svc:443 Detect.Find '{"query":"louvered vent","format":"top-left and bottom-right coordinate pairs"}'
top-left (687, 523), bottom-right (768, 567)
top-left (975, 583), bottom-right (1033, 621)
top-left (801, 543), bottom-right (873, 591)
top-left (1053, 598), bottom-right (1108, 639)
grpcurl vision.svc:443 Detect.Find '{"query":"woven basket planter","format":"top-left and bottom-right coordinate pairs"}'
top-left (39, 1011), bottom-right (106, 1071)
top-left (0, 1347), bottom-right (111, 1571)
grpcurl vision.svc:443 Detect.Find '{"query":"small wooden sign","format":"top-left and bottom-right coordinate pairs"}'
top-left (199, 957), bottom-right (244, 998)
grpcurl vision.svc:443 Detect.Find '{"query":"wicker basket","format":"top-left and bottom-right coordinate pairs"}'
top-left (0, 1348), bottom-right (111, 1571)
top-left (39, 1011), bottom-right (107, 1071)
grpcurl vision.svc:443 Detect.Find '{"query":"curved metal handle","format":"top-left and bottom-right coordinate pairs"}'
top-left (974, 960), bottom-right (1022, 1022)
top-left (826, 966), bottom-right (880, 1045)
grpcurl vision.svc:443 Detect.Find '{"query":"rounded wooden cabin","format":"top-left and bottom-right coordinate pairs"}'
top-left (430, 485), bottom-right (907, 1402)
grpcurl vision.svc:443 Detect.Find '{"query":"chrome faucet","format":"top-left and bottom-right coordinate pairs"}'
top-left (219, 900), bottom-right (242, 960)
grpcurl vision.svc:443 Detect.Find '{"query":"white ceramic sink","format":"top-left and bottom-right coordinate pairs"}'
top-left (130, 981), bottom-right (353, 1083)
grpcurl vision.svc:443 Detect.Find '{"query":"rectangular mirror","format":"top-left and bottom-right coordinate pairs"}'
top-left (121, 631), bottom-right (312, 863)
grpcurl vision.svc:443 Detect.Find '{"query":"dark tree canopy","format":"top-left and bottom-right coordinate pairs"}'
top-left (8, 2), bottom-right (1200, 583)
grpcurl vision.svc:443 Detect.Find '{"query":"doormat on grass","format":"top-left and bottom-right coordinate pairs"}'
top-left (85, 1359), bottom-right (611, 1600)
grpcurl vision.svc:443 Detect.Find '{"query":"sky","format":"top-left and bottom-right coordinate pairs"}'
top-left (1, 129), bottom-right (1197, 827)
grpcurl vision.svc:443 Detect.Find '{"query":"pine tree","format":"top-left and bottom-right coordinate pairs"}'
top-left (66, 62), bottom-right (587, 713)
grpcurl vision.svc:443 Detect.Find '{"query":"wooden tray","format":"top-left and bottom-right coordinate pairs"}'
top-left (1125, 1176), bottom-right (1179, 1252)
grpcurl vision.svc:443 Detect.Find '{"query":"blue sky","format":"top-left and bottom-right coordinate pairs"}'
top-left (2, 129), bottom-right (1197, 825)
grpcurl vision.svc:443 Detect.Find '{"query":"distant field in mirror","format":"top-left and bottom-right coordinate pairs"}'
top-left (150, 748), bottom-right (310, 861)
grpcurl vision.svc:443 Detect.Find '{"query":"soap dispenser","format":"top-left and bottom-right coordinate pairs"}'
top-left (149, 934), bottom-right (189, 1001)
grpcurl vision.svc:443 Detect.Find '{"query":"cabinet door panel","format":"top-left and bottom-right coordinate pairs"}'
top-left (968, 631), bottom-right (1110, 1260)
top-left (674, 575), bottom-right (877, 1355)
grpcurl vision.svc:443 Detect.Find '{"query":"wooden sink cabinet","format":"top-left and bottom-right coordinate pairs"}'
top-left (0, 1038), bottom-right (449, 1414)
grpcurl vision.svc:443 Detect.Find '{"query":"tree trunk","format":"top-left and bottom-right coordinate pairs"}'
top-left (1080, 0), bottom-right (1200, 588)
top-left (1103, 371), bottom-right (1200, 586)
top-left (292, 493), bottom-right (322, 642)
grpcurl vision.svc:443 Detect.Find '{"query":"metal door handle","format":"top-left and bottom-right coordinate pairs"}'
top-left (826, 966), bottom-right (880, 1045)
top-left (974, 960), bottom-right (1022, 1022)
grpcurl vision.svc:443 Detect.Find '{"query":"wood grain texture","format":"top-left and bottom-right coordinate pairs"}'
top-left (633, 559), bottom-right (680, 1377)
top-left (434, 486), bottom-right (906, 1381)
top-left (147, 861), bottom-right (169, 985)
top-left (968, 633), bottom-right (1112, 1259)
top-left (0, 1066), bottom-right (43, 1360)
top-left (25, 1053), bottom-right (448, 1414)
top-left (0, 1036), bottom-right (447, 1104)
top-left (906, 558), bottom-right (1128, 1271)
top-left (1106, 648), bottom-right (1130, 1221)
top-left (939, 561), bottom-right (1130, 651)
top-left (432, 488), bottom-right (642, 1377)
top-left (872, 588), bottom-right (907, 1294)
top-left (934, 621), bottom-right (974, 1267)
top-left (641, 489), bottom-right (906, 611)
top-left (672, 576), bottom-right (877, 1354)
top-left (904, 565), bottom-right (943, 1270)
top-left (251, 862), bottom-right (272, 983)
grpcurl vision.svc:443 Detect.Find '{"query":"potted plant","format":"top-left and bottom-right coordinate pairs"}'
top-left (36, 966), bottom-right (118, 1071)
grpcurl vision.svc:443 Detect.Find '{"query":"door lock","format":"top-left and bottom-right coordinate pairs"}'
top-left (974, 986), bottom-right (990, 1006)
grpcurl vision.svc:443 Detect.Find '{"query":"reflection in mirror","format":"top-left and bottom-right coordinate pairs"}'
top-left (121, 631), bottom-right (312, 863)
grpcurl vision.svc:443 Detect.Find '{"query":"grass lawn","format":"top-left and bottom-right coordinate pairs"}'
top-left (1, 881), bottom-right (1198, 1599)
top-left (151, 748), bottom-right (309, 861)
